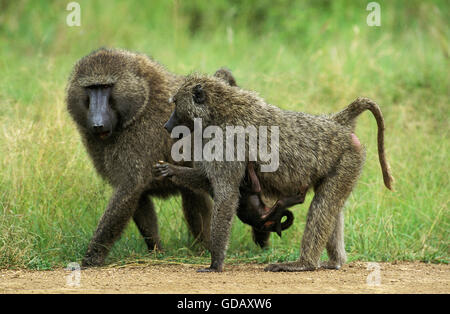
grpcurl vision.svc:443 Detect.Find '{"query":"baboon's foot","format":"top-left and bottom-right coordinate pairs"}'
top-left (264, 261), bottom-right (317, 272)
top-left (197, 266), bottom-right (222, 273)
top-left (81, 255), bottom-right (105, 268)
top-left (319, 261), bottom-right (343, 270)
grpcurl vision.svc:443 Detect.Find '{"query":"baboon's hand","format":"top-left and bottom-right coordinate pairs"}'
top-left (81, 254), bottom-right (105, 268)
top-left (152, 161), bottom-right (174, 179)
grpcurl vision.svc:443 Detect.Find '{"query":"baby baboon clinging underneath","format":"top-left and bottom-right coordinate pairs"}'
top-left (235, 162), bottom-right (299, 237)
top-left (66, 48), bottom-right (241, 266)
top-left (161, 74), bottom-right (393, 272)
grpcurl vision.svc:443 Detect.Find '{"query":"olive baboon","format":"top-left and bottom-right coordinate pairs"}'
top-left (158, 74), bottom-right (394, 272)
top-left (66, 48), bottom-right (241, 266)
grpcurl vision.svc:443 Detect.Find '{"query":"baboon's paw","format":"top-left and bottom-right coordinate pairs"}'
top-left (319, 261), bottom-right (342, 270)
top-left (152, 162), bottom-right (172, 179)
top-left (81, 256), bottom-right (105, 268)
top-left (197, 267), bottom-right (222, 273)
top-left (264, 262), bottom-right (317, 272)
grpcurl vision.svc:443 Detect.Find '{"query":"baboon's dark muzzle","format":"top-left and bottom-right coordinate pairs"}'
top-left (164, 110), bottom-right (178, 133)
top-left (87, 86), bottom-right (114, 139)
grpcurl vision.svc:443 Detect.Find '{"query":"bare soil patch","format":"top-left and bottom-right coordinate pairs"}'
top-left (0, 261), bottom-right (448, 294)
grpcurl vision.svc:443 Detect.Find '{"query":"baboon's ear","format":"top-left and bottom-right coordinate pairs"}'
top-left (193, 84), bottom-right (206, 104)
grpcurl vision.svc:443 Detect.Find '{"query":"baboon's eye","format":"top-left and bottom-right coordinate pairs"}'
top-left (193, 84), bottom-right (206, 104)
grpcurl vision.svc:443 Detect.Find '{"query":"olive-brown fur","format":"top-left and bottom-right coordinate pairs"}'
top-left (66, 48), bottom-right (237, 266)
top-left (168, 74), bottom-right (393, 272)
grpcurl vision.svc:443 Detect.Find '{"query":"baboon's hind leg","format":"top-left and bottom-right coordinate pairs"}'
top-left (321, 210), bottom-right (346, 269)
top-left (265, 150), bottom-right (363, 272)
top-left (323, 148), bottom-right (365, 269)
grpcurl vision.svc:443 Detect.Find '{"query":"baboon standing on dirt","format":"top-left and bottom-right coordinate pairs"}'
top-left (157, 74), bottom-right (394, 272)
top-left (66, 48), bottom-right (241, 266)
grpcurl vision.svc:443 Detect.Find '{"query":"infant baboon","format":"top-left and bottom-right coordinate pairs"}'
top-left (213, 67), bottom-right (237, 87)
top-left (236, 162), bottom-right (299, 237)
top-left (154, 161), bottom-right (300, 241)
top-left (66, 48), bottom-right (240, 266)
top-left (161, 74), bottom-right (393, 272)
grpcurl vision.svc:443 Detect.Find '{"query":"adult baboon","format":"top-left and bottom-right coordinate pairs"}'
top-left (158, 74), bottom-right (394, 272)
top-left (66, 48), bottom-right (241, 266)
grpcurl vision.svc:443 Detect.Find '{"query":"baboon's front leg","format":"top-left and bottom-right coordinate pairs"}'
top-left (197, 182), bottom-right (241, 272)
top-left (153, 162), bottom-right (212, 195)
top-left (82, 185), bottom-right (142, 267)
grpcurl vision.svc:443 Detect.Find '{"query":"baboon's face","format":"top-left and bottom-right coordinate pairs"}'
top-left (67, 51), bottom-right (150, 141)
top-left (83, 85), bottom-right (118, 140)
top-left (68, 82), bottom-right (119, 140)
top-left (164, 83), bottom-right (210, 133)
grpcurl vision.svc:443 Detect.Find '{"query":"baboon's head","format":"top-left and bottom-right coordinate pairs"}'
top-left (165, 74), bottom-right (240, 133)
top-left (66, 48), bottom-right (150, 140)
top-left (213, 68), bottom-right (237, 87)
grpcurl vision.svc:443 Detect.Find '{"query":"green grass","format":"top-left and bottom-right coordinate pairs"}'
top-left (0, 0), bottom-right (448, 269)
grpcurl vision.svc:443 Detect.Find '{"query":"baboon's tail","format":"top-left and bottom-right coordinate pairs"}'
top-left (332, 97), bottom-right (395, 190)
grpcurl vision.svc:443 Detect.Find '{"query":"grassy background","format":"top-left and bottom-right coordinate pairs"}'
top-left (0, 0), bottom-right (448, 269)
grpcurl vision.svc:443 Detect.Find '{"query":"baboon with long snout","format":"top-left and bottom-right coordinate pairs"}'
top-left (156, 74), bottom-right (394, 272)
top-left (66, 48), bottom-right (245, 266)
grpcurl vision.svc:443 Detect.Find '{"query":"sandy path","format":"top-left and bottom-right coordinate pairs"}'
top-left (0, 261), bottom-right (448, 294)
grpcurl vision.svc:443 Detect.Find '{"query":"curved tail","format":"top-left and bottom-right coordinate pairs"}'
top-left (333, 97), bottom-right (395, 190)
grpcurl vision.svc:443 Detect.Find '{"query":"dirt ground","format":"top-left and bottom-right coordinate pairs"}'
top-left (0, 261), bottom-right (448, 294)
